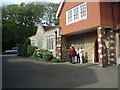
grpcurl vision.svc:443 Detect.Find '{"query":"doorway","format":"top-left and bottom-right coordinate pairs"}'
top-left (94, 38), bottom-right (99, 62)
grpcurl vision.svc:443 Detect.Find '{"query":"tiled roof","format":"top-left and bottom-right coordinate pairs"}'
top-left (43, 26), bottom-right (56, 31)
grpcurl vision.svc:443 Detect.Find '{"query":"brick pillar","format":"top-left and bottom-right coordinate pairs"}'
top-left (56, 36), bottom-right (62, 59)
top-left (109, 30), bottom-right (116, 65)
top-left (97, 27), bottom-right (107, 67)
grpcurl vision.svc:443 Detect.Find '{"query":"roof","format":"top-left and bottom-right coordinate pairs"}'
top-left (56, 0), bottom-right (65, 18)
top-left (43, 26), bottom-right (56, 31)
top-left (56, 0), bottom-right (120, 18)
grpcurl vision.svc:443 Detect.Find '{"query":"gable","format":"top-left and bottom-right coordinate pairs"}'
top-left (36, 23), bottom-right (45, 35)
top-left (56, 0), bottom-right (65, 18)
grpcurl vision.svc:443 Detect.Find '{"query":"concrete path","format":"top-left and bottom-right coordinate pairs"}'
top-left (2, 55), bottom-right (118, 88)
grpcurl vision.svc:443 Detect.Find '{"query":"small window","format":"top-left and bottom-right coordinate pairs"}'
top-left (31, 40), bottom-right (35, 46)
top-left (67, 10), bottom-right (73, 23)
top-left (80, 2), bottom-right (87, 18)
top-left (38, 39), bottom-right (42, 48)
top-left (47, 37), bottom-right (54, 50)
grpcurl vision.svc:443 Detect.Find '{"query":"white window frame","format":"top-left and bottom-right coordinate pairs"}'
top-left (66, 2), bottom-right (87, 25)
top-left (47, 37), bottom-right (54, 51)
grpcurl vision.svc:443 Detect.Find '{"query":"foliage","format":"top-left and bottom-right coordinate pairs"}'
top-left (21, 39), bottom-right (31, 57)
top-left (2, 2), bottom-right (59, 51)
top-left (30, 55), bottom-right (64, 63)
top-left (42, 3), bottom-right (59, 25)
top-left (33, 48), bottom-right (53, 61)
top-left (30, 48), bottom-right (64, 63)
top-left (27, 45), bottom-right (38, 56)
top-left (30, 56), bottom-right (46, 61)
top-left (50, 58), bottom-right (65, 63)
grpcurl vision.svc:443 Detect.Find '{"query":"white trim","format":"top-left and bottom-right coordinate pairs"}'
top-left (56, 0), bottom-right (65, 18)
top-left (47, 36), bottom-right (54, 51)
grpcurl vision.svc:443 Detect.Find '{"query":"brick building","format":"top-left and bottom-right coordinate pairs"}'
top-left (56, 0), bottom-right (120, 66)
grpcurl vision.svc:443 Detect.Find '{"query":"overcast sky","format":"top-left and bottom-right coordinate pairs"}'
top-left (1, 0), bottom-right (61, 6)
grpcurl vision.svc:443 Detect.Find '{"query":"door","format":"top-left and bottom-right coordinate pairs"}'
top-left (94, 39), bottom-right (99, 62)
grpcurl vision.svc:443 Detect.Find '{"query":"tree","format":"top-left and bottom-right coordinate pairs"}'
top-left (42, 3), bottom-right (59, 26)
top-left (2, 2), bottom-right (59, 51)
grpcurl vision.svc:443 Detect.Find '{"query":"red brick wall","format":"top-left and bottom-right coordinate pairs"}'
top-left (100, 2), bottom-right (119, 27)
top-left (59, 2), bottom-right (119, 35)
top-left (59, 2), bottom-right (101, 35)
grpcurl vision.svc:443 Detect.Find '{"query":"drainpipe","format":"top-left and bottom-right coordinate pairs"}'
top-left (118, 2), bottom-right (120, 24)
top-left (55, 31), bottom-right (57, 58)
top-left (111, 2), bottom-right (116, 28)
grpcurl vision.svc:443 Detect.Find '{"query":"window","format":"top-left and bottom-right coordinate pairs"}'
top-left (73, 7), bottom-right (79, 20)
top-left (67, 10), bottom-right (72, 23)
top-left (80, 2), bottom-right (87, 18)
top-left (31, 40), bottom-right (35, 46)
top-left (47, 37), bottom-right (54, 50)
top-left (66, 2), bottom-right (87, 25)
top-left (38, 39), bottom-right (42, 48)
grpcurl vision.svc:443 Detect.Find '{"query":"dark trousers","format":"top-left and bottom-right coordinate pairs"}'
top-left (77, 54), bottom-right (80, 63)
top-left (69, 55), bottom-right (72, 63)
top-left (71, 55), bottom-right (75, 64)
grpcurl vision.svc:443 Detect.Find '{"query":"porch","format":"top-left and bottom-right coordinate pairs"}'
top-left (61, 26), bottom-right (116, 66)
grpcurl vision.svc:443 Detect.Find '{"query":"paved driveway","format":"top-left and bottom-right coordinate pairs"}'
top-left (2, 55), bottom-right (118, 88)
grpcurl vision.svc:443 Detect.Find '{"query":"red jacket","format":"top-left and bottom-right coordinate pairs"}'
top-left (67, 49), bottom-right (71, 54)
top-left (70, 47), bottom-right (76, 56)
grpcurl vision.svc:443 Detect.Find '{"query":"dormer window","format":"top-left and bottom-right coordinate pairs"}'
top-left (66, 2), bottom-right (87, 25)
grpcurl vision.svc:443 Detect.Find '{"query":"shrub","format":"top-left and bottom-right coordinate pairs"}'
top-left (50, 58), bottom-right (65, 63)
top-left (22, 39), bottom-right (31, 57)
top-left (42, 52), bottom-right (53, 61)
top-left (33, 48), bottom-right (53, 61)
top-left (30, 56), bottom-right (46, 61)
top-left (27, 45), bottom-right (38, 56)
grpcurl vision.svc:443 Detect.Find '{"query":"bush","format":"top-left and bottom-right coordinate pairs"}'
top-left (33, 48), bottom-right (53, 61)
top-left (50, 58), bottom-right (65, 63)
top-left (30, 56), bottom-right (46, 61)
top-left (22, 39), bottom-right (31, 57)
top-left (27, 45), bottom-right (38, 56)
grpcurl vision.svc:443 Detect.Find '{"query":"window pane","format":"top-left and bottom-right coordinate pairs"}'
top-left (51, 38), bottom-right (53, 49)
top-left (67, 10), bottom-right (72, 23)
top-left (80, 2), bottom-right (87, 18)
top-left (73, 7), bottom-right (79, 20)
top-left (47, 39), bottom-right (48, 49)
top-left (38, 39), bottom-right (42, 48)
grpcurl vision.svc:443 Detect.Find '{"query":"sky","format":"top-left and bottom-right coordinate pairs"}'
top-left (1, 0), bottom-right (61, 6)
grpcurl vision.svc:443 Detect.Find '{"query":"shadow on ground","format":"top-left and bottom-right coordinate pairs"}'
top-left (2, 55), bottom-right (116, 88)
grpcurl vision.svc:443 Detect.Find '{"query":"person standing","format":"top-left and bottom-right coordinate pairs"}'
top-left (67, 47), bottom-right (72, 63)
top-left (79, 47), bottom-right (83, 64)
top-left (76, 48), bottom-right (80, 63)
top-left (70, 45), bottom-right (76, 64)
